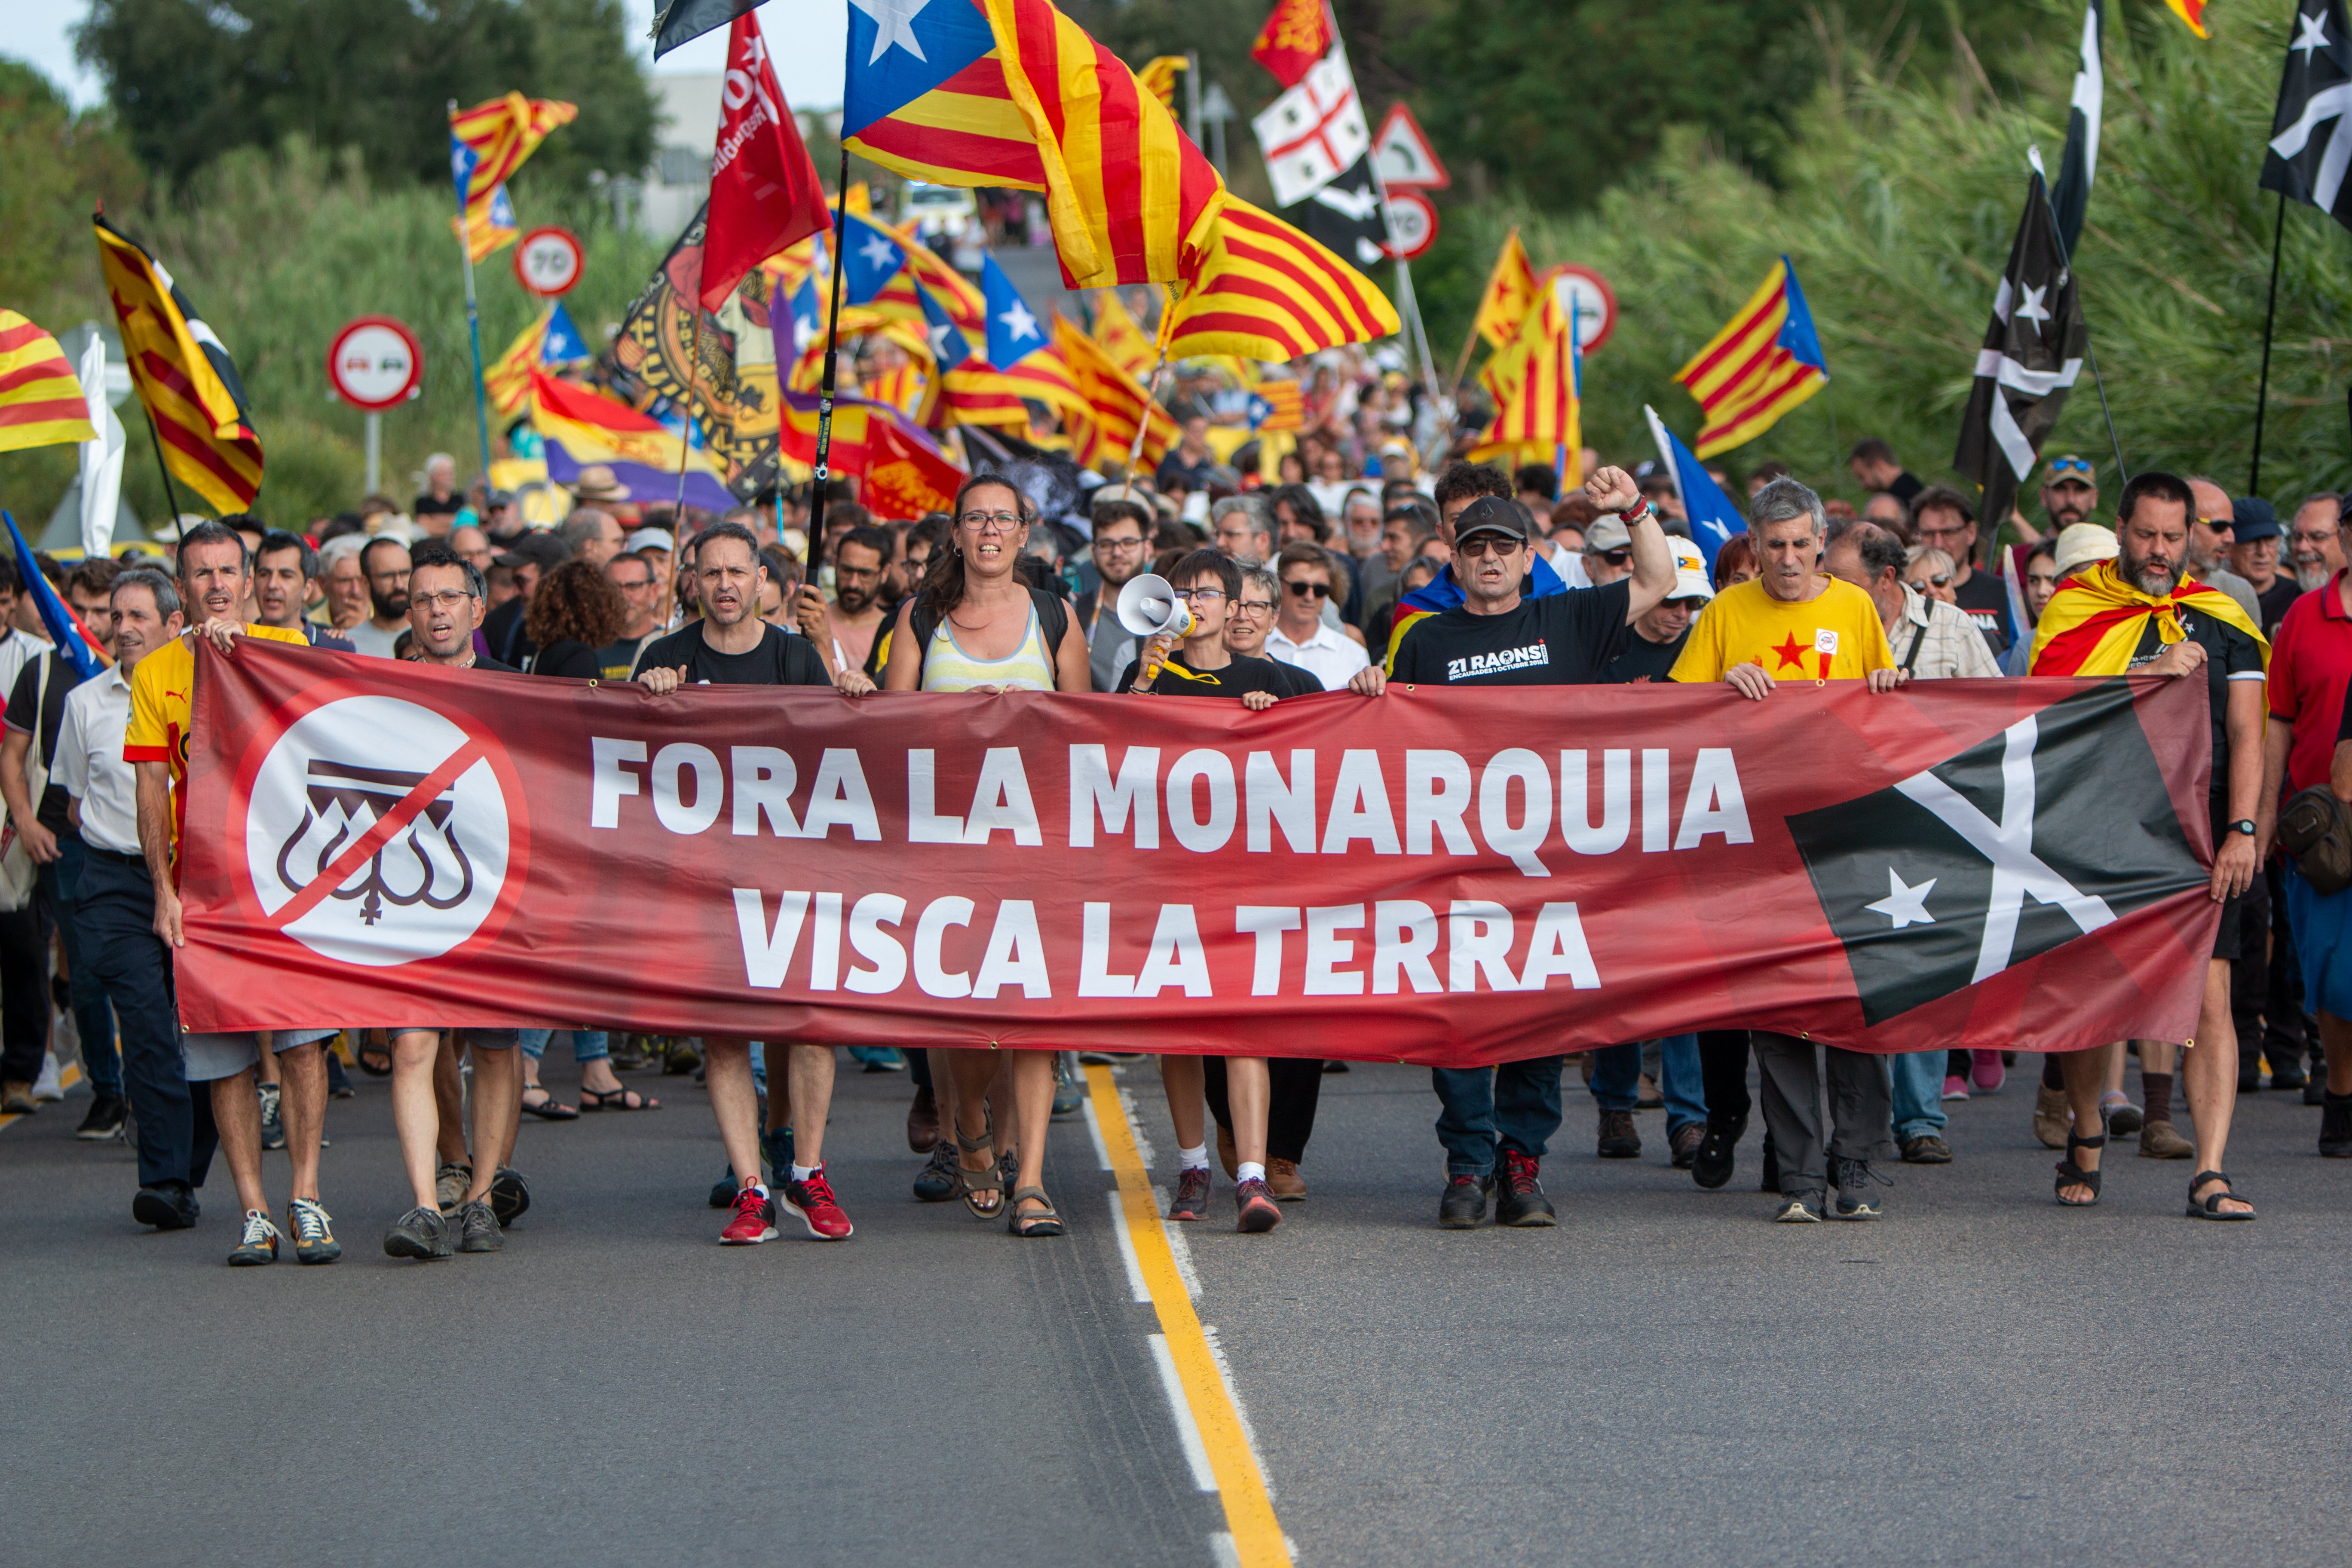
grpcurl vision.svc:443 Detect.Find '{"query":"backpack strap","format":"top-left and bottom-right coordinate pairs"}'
top-left (1029, 586), bottom-right (1069, 668)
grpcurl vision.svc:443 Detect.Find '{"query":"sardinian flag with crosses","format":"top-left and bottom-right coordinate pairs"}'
top-left (2264, 0), bottom-right (2352, 233)
top-left (1953, 169), bottom-right (2089, 534)
top-left (1251, 46), bottom-right (1371, 207)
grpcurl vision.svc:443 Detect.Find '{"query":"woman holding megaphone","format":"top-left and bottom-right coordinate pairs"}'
top-left (882, 475), bottom-right (1092, 1239)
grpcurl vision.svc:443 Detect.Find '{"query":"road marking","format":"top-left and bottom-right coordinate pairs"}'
top-left (1080, 1089), bottom-right (1115, 1170)
top-left (0, 1061), bottom-right (83, 1130)
top-left (1106, 1190), bottom-right (1150, 1303)
top-left (1086, 1064), bottom-right (1290, 1568)
top-left (1145, 1333), bottom-right (1219, 1492)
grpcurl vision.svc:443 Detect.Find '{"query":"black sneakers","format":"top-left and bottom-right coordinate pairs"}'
top-left (1494, 1151), bottom-right (1556, 1227)
top-left (1596, 1109), bottom-right (1641, 1159)
top-left (132, 1181), bottom-right (199, 1230)
top-left (1830, 1156), bottom-right (1889, 1220)
top-left (1692, 1115), bottom-right (1743, 1190)
top-left (488, 1167), bottom-right (530, 1227)
top-left (2320, 1093), bottom-right (2352, 1159)
top-left (1437, 1173), bottom-right (1492, 1229)
top-left (258, 1082), bottom-right (285, 1151)
top-left (456, 1199), bottom-right (503, 1253)
top-left (75, 1095), bottom-right (126, 1141)
top-left (383, 1206), bottom-right (452, 1260)
top-left (913, 1139), bottom-right (960, 1202)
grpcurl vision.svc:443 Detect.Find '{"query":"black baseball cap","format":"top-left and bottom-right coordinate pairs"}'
top-left (1452, 495), bottom-right (1528, 544)
top-left (493, 531), bottom-right (571, 571)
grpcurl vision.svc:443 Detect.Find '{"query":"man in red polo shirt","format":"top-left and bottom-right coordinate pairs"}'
top-left (2258, 558), bottom-right (2352, 1155)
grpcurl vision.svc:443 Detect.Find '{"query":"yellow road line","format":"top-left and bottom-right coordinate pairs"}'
top-left (0, 1061), bottom-right (83, 1131)
top-left (1086, 1064), bottom-right (1291, 1568)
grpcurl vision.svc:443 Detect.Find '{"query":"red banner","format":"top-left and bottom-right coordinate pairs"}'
top-left (175, 643), bottom-right (2219, 1065)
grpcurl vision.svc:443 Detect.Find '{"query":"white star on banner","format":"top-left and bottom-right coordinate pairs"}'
top-left (851, 0), bottom-right (932, 65)
top-left (2013, 283), bottom-right (2051, 335)
top-left (997, 299), bottom-right (1041, 343)
top-left (858, 231), bottom-right (900, 271)
top-left (1865, 868), bottom-right (1937, 931)
top-left (2295, 8), bottom-right (2331, 63)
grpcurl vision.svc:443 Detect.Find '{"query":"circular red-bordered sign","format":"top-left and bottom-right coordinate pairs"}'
top-left (1538, 263), bottom-right (1618, 354)
top-left (514, 226), bottom-right (585, 296)
top-left (1380, 189), bottom-right (1440, 262)
top-left (224, 675), bottom-right (532, 983)
top-left (326, 316), bottom-right (423, 411)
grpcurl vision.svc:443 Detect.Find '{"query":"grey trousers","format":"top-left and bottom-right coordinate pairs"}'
top-left (1753, 1032), bottom-right (1895, 1195)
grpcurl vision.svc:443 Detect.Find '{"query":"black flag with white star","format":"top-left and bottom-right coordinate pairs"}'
top-left (1283, 152), bottom-right (1390, 269)
top-left (1787, 681), bottom-right (2206, 1028)
top-left (1954, 171), bottom-right (2089, 534)
top-left (2263, 0), bottom-right (2352, 233)
top-left (2050, 0), bottom-right (2102, 257)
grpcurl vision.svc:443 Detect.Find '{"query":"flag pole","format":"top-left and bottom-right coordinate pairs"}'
top-left (1124, 287), bottom-right (1178, 482)
top-left (449, 101), bottom-right (495, 484)
top-left (2030, 154), bottom-right (2125, 487)
top-left (812, 148), bottom-right (853, 559)
top-left (2251, 187), bottom-right (2288, 496)
top-left (136, 401), bottom-right (186, 527)
top-left (672, 309), bottom-right (705, 515)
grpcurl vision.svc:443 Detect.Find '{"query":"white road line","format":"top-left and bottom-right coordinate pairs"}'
top-left (1107, 1189), bottom-right (1150, 1303)
top-left (1151, 1186), bottom-right (1204, 1300)
top-left (1147, 1333), bottom-right (1219, 1494)
top-left (1081, 1090), bottom-right (1114, 1171)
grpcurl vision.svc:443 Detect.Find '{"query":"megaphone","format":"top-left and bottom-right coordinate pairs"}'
top-left (1117, 573), bottom-right (1194, 639)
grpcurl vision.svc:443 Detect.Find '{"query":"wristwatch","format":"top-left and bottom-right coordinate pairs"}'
top-left (2229, 819), bottom-right (2258, 838)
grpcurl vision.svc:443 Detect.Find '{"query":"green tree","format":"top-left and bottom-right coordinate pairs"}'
top-left (74, 0), bottom-right (655, 195)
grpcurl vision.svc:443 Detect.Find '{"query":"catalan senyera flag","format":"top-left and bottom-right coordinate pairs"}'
top-left (2029, 560), bottom-right (2266, 677)
top-left (0, 312), bottom-right (99, 452)
top-left (1054, 309), bottom-right (1178, 468)
top-left (1472, 291), bottom-right (1578, 456)
top-left (449, 93), bottom-right (576, 227)
top-left (1089, 289), bottom-right (1160, 379)
top-left (94, 212), bottom-right (263, 513)
top-left (1137, 55), bottom-right (1188, 110)
top-left (1672, 255), bottom-right (1829, 459)
top-left (1161, 198), bottom-right (1400, 363)
top-left (1470, 228), bottom-right (1540, 352)
top-left (980, 0), bottom-right (1227, 288)
top-left (2164, 0), bottom-right (2208, 37)
top-left (528, 371), bottom-right (732, 512)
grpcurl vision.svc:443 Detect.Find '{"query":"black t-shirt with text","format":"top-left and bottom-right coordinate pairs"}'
top-left (1115, 652), bottom-right (1304, 700)
top-left (1390, 579), bottom-right (1632, 687)
top-left (634, 621), bottom-right (833, 687)
top-left (1603, 627), bottom-right (1689, 685)
top-left (2129, 606), bottom-right (2265, 798)
top-left (1951, 569), bottom-right (2012, 658)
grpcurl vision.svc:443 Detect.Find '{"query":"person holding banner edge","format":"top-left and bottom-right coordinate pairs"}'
top-left (883, 475), bottom-right (1090, 1239)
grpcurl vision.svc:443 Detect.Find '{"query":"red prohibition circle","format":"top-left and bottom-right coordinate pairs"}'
top-left (1537, 263), bottom-right (1619, 354)
top-left (326, 315), bottom-right (424, 410)
top-left (513, 226), bottom-right (585, 296)
top-left (221, 674), bottom-right (534, 983)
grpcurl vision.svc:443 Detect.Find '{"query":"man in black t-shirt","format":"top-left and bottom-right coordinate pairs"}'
top-left (1602, 536), bottom-right (1711, 685)
top-left (1908, 485), bottom-right (2012, 658)
top-left (1354, 475), bottom-right (1677, 1231)
top-left (634, 524), bottom-right (870, 1250)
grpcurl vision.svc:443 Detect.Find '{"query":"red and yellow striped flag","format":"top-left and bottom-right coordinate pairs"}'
top-left (1090, 289), bottom-right (1160, 379)
top-left (0, 312), bottom-right (98, 452)
top-left (1161, 198), bottom-right (1400, 364)
top-left (981, 0), bottom-right (1226, 288)
top-left (1472, 291), bottom-right (1578, 456)
top-left (2164, 0), bottom-right (2207, 37)
top-left (1672, 256), bottom-right (1828, 459)
top-left (998, 340), bottom-right (1088, 423)
top-left (1469, 229), bottom-right (1540, 352)
top-left (450, 93), bottom-right (576, 226)
top-left (1054, 310), bottom-right (1178, 468)
top-left (1137, 55), bottom-right (1188, 110)
top-left (94, 212), bottom-right (263, 512)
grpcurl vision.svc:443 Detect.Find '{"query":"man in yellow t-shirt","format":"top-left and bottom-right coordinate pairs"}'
top-left (123, 521), bottom-right (323, 1265)
top-left (1668, 478), bottom-right (1908, 1225)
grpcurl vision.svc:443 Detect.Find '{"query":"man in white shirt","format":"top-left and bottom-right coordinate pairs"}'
top-left (1264, 543), bottom-right (1369, 690)
top-left (55, 570), bottom-right (208, 1231)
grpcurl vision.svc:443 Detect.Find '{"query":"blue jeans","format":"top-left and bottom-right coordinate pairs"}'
top-left (518, 1029), bottom-right (609, 1064)
top-left (1589, 1035), bottom-right (1706, 1133)
top-left (40, 839), bottom-right (117, 1096)
top-left (1888, 1050), bottom-right (1948, 1140)
top-left (1431, 1058), bottom-right (1563, 1176)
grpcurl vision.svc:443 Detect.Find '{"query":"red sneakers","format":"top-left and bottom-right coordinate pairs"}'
top-left (782, 1166), bottom-right (854, 1241)
top-left (719, 1185), bottom-right (777, 1245)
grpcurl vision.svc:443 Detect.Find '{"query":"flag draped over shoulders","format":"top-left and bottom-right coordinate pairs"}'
top-left (2030, 561), bottom-right (2268, 677)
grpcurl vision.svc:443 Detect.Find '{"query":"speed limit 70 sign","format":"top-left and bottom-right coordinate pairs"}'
top-left (514, 227), bottom-right (584, 296)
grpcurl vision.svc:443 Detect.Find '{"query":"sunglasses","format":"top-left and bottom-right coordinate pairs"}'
top-left (1590, 548), bottom-right (1632, 566)
top-left (1911, 573), bottom-right (1952, 589)
top-left (1283, 579), bottom-right (1331, 598)
top-left (2046, 458), bottom-right (2094, 477)
top-left (1456, 536), bottom-right (1523, 559)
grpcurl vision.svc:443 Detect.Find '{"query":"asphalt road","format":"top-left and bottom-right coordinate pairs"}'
top-left (5, 1050), bottom-right (2347, 1567)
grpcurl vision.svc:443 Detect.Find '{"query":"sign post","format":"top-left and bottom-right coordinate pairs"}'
top-left (327, 316), bottom-right (425, 496)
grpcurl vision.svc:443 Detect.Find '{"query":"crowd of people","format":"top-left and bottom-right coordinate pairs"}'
top-left (3, 421), bottom-right (2347, 1262)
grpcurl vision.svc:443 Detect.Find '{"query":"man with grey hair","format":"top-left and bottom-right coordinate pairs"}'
top-left (557, 508), bottom-right (625, 570)
top-left (414, 451), bottom-right (462, 532)
top-left (318, 533), bottom-right (370, 634)
top-left (1672, 477), bottom-right (1907, 1221)
top-left (1210, 494), bottom-right (1275, 566)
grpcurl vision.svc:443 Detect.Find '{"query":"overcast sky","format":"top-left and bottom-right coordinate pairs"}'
top-left (0, 0), bottom-right (847, 112)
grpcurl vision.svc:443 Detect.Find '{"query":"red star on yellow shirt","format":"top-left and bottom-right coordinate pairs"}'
top-left (1770, 633), bottom-right (1809, 671)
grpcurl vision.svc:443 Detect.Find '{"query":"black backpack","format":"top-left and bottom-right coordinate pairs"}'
top-left (882, 585), bottom-right (1071, 684)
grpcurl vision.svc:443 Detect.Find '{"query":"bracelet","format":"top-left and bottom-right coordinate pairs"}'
top-left (1618, 498), bottom-right (1651, 525)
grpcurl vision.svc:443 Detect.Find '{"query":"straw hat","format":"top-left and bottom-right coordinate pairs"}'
top-left (2052, 521), bottom-right (2119, 580)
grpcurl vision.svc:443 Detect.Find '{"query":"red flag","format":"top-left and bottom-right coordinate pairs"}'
top-left (1251, 0), bottom-right (1331, 89)
top-left (862, 407), bottom-right (967, 520)
top-left (701, 12), bottom-right (833, 310)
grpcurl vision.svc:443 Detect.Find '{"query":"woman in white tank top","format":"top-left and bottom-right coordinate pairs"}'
top-left (882, 476), bottom-right (1090, 1236)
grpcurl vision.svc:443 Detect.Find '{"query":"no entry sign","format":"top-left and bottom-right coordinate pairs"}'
top-left (326, 316), bottom-right (423, 410)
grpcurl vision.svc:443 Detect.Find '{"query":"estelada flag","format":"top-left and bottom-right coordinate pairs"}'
top-left (1160, 198), bottom-right (1399, 364)
top-left (1469, 228), bottom-right (1540, 352)
top-left (701, 12), bottom-right (833, 310)
top-left (1251, 0), bottom-right (1331, 88)
top-left (93, 211), bottom-right (262, 513)
top-left (449, 93), bottom-right (576, 229)
top-left (1672, 255), bottom-right (1829, 459)
top-left (980, 0), bottom-right (1226, 288)
top-left (841, 0), bottom-right (1049, 192)
top-left (451, 182), bottom-right (518, 263)
top-left (2028, 559), bottom-right (2268, 677)
top-left (1053, 309), bottom-right (1178, 467)
top-left (0, 312), bottom-right (98, 452)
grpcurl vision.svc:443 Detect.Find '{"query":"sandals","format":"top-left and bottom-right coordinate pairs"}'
top-left (2054, 1130), bottom-right (2105, 1207)
top-left (956, 1127), bottom-right (1004, 1218)
top-left (520, 1086), bottom-right (580, 1121)
top-left (1007, 1186), bottom-right (1065, 1238)
top-left (355, 1034), bottom-right (393, 1078)
top-left (579, 1084), bottom-right (657, 1112)
top-left (2186, 1169), bottom-right (2255, 1221)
